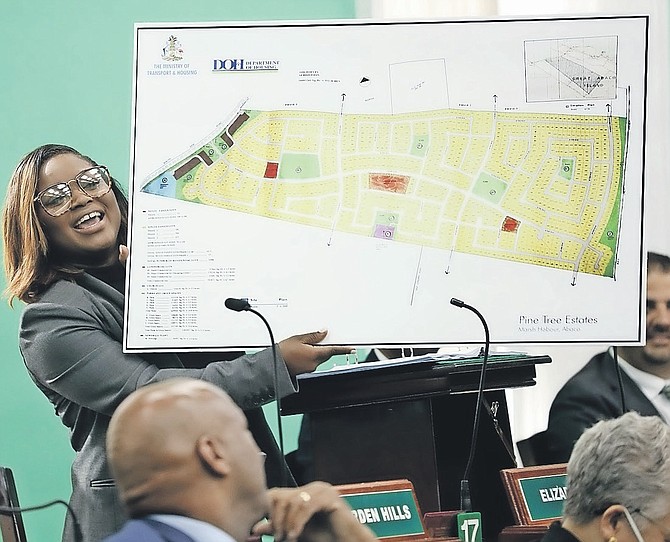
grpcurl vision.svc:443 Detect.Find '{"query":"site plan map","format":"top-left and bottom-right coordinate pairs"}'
top-left (125, 16), bottom-right (647, 351)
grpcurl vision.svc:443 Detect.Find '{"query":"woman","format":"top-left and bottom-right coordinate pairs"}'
top-left (542, 411), bottom-right (670, 542)
top-left (2, 144), bottom-right (349, 542)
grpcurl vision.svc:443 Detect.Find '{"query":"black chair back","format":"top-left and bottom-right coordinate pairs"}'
top-left (516, 430), bottom-right (550, 466)
top-left (0, 467), bottom-right (28, 542)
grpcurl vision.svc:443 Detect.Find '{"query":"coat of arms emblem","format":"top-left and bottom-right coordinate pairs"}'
top-left (162, 35), bottom-right (184, 62)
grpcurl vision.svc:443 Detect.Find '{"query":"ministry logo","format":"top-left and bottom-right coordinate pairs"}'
top-left (147, 35), bottom-right (197, 77)
top-left (162, 35), bottom-right (184, 62)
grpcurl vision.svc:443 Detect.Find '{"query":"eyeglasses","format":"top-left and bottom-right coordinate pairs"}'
top-left (622, 507), bottom-right (670, 542)
top-left (34, 165), bottom-right (112, 217)
top-left (623, 507), bottom-right (647, 542)
top-left (636, 509), bottom-right (670, 542)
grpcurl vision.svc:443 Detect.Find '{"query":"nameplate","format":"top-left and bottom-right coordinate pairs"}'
top-left (500, 464), bottom-right (567, 525)
top-left (337, 480), bottom-right (426, 540)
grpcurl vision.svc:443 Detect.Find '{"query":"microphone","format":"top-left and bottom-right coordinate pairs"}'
top-left (450, 297), bottom-right (490, 513)
top-left (224, 297), bottom-right (251, 312)
top-left (224, 297), bottom-right (289, 487)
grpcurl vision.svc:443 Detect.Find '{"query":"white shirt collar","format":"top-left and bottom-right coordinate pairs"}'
top-left (617, 357), bottom-right (667, 397)
top-left (615, 350), bottom-right (670, 423)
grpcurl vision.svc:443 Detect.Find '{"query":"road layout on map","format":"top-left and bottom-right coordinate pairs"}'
top-left (141, 106), bottom-right (627, 278)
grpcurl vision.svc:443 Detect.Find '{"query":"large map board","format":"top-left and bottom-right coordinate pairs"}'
top-left (125, 16), bottom-right (648, 352)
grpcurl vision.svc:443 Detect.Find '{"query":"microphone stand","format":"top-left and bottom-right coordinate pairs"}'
top-left (480, 397), bottom-right (517, 466)
top-left (245, 306), bottom-right (287, 487)
top-left (611, 345), bottom-right (627, 414)
top-left (225, 298), bottom-right (289, 487)
top-left (450, 297), bottom-right (490, 512)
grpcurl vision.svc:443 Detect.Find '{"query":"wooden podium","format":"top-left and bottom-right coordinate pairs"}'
top-left (282, 354), bottom-right (552, 540)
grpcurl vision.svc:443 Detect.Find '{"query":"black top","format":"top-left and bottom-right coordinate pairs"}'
top-left (540, 522), bottom-right (580, 542)
top-left (87, 262), bottom-right (126, 294)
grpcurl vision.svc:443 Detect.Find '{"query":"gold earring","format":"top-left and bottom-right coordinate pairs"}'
top-left (609, 537), bottom-right (617, 542)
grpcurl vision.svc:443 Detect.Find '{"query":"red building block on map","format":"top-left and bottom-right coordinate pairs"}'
top-left (264, 162), bottom-right (279, 179)
top-left (502, 216), bottom-right (520, 233)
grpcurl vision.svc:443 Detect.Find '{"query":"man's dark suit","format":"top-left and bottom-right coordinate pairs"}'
top-left (545, 351), bottom-right (662, 463)
top-left (102, 518), bottom-right (195, 542)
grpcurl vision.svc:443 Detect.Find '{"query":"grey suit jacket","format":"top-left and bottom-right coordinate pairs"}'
top-left (19, 273), bottom-right (297, 542)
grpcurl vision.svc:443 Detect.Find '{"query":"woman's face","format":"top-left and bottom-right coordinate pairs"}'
top-left (36, 153), bottom-right (122, 268)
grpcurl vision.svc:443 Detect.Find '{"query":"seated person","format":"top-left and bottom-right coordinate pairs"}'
top-left (541, 411), bottom-right (670, 542)
top-left (102, 378), bottom-right (377, 542)
top-left (546, 251), bottom-right (670, 463)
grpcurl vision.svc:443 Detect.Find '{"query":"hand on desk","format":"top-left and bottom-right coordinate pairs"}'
top-left (252, 482), bottom-right (377, 542)
top-left (279, 331), bottom-right (352, 376)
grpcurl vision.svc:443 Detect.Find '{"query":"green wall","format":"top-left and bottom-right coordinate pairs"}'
top-left (0, 2), bottom-right (356, 541)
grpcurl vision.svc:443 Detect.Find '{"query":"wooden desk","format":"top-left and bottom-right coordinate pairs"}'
top-left (282, 354), bottom-right (552, 540)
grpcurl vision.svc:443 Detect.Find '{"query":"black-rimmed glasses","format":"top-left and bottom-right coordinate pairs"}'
top-left (34, 165), bottom-right (112, 217)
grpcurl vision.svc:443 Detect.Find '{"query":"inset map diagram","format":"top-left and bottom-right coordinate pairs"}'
top-left (142, 106), bottom-right (626, 278)
top-left (525, 36), bottom-right (618, 102)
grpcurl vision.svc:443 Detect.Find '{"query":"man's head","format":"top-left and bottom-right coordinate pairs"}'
top-left (621, 252), bottom-right (670, 376)
top-left (107, 378), bottom-right (268, 541)
top-left (562, 412), bottom-right (670, 542)
top-left (642, 252), bottom-right (670, 364)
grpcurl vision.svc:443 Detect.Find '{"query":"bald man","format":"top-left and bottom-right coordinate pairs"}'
top-left (102, 378), bottom-right (377, 542)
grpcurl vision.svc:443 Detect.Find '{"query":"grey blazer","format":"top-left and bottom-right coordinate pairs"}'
top-left (19, 273), bottom-right (297, 542)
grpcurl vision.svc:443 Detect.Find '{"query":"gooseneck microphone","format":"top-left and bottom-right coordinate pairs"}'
top-left (224, 297), bottom-right (288, 487)
top-left (224, 297), bottom-right (251, 312)
top-left (450, 297), bottom-right (491, 513)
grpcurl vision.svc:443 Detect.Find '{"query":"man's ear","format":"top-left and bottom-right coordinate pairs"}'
top-left (195, 435), bottom-right (231, 477)
top-left (600, 505), bottom-right (627, 540)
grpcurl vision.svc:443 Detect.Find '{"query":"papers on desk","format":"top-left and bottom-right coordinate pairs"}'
top-left (304, 346), bottom-right (529, 379)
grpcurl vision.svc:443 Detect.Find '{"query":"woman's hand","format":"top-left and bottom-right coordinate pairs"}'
top-left (118, 244), bottom-right (129, 267)
top-left (278, 330), bottom-right (352, 376)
